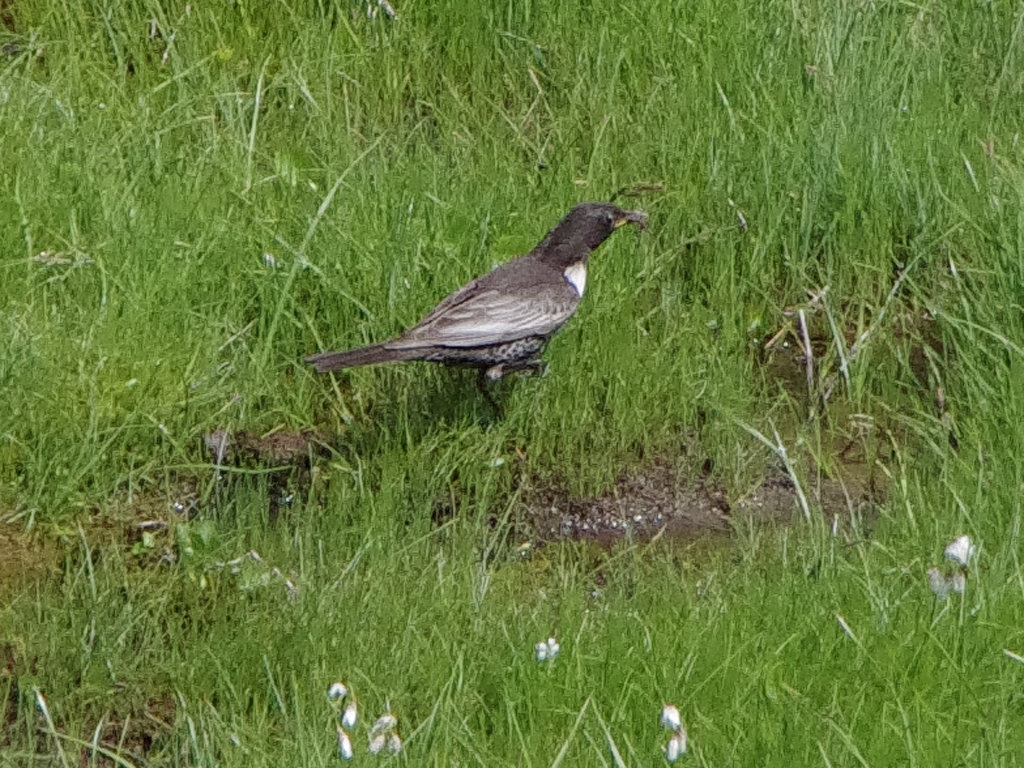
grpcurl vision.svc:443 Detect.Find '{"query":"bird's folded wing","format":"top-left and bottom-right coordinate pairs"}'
top-left (388, 283), bottom-right (577, 349)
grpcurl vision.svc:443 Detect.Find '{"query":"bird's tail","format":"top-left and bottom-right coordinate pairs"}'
top-left (304, 341), bottom-right (424, 373)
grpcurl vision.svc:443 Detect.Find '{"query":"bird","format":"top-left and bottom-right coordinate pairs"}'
top-left (305, 202), bottom-right (648, 401)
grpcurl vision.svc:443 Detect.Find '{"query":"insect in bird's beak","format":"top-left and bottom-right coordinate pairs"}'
top-left (614, 209), bottom-right (649, 230)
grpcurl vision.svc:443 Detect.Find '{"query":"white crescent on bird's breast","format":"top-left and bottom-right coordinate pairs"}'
top-left (563, 263), bottom-right (587, 297)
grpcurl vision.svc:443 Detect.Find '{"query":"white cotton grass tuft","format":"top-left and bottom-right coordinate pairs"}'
top-left (660, 704), bottom-right (682, 732)
top-left (535, 637), bottom-right (561, 663)
top-left (660, 703), bottom-right (687, 762)
top-left (664, 729), bottom-right (687, 762)
top-left (387, 732), bottom-right (404, 755)
top-left (367, 709), bottom-right (402, 756)
top-left (328, 684), bottom-right (402, 759)
top-left (370, 712), bottom-right (398, 735)
top-left (341, 701), bottom-right (358, 730)
top-left (928, 535), bottom-right (976, 601)
top-left (336, 726), bottom-right (353, 760)
top-left (944, 534), bottom-right (976, 569)
top-left (368, 733), bottom-right (387, 755)
top-left (327, 682), bottom-right (348, 701)
top-left (927, 567), bottom-right (950, 601)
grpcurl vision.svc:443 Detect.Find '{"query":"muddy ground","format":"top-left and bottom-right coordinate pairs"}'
top-left (521, 459), bottom-right (880, 547)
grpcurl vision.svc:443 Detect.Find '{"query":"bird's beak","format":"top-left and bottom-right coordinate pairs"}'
top-left (614, 209), bottom-right (649, 230)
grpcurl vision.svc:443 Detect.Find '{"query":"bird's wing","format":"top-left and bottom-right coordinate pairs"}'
top-left (388, 280), bottom-right (579, 349)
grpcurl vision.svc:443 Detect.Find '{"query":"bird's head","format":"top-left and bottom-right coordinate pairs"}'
top-left (537, 202), bottom-right (648, 264)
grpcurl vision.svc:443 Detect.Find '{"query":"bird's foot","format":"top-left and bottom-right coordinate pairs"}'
top-left (476, 361), bottom-right (545, 414)
top-left (519, 360), bottom-right (549, 379)
top-left (484, 364), bottom-right (507, 382)
top-left (477, 368), bottom-right (502, 412)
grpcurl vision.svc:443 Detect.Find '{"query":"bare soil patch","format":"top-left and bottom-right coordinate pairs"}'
top-left (520, 459), bottom-right (881, 546)
top-left (204, 427), bottom-right (329, 465)
top-left (525, 464), bottom-right (730, 544)
top-left (0, 526), bottom-right (61, 597)
top-left (205, 427), bottom-right (330, 521)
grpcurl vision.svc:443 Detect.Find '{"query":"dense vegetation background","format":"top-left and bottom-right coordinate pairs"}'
top-left (2, 0), bottom-right (1023, 765)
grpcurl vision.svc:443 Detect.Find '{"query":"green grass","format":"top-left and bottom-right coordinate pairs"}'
top-left (2, 0), bottom-right (1024, 764)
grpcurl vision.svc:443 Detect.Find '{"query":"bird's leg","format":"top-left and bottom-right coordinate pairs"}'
top-left (477, 367), bottom-right (502, 412)
top-left (499, 359), bottom-right (548, 379)
top-left (521, 359), bottom-right (549, 378)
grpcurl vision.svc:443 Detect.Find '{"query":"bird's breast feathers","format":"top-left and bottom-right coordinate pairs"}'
top-left (563, 262), bottom-right (587, 297)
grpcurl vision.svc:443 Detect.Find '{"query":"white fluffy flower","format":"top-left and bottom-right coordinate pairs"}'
top-left (535, 637), bottom-right (560, 663)
top-left (660, 704), bottom-right (682, 731)
top-left (368, 733), bottom-right (386, 754)
top-left (370, 712), bottom-right (398, 735)
top-left (927, 567), bottom-right (949, 601)
top-left (665, 730), bottom-right (687, 762)
top-left (387, 732), bottom-right (403, 755)
top-left (950, 570), bottom-right (967, 595)
top-left (341, 701), bottom-right (358, 730)
top-left (327, 682), bottom-right (348, 701)
top-left (944, 535), bottom-right (976, 569)
top-left (336, 727), bottom-right (353, 760)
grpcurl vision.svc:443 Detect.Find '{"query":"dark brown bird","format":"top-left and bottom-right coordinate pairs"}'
top-left (305, 203), bottom-right (647, 394)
